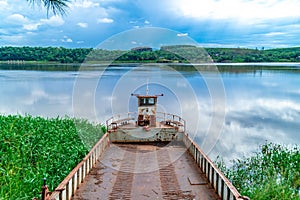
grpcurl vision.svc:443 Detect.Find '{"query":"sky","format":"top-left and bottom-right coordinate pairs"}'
top-left (1, 0), bottom-right (300, 49)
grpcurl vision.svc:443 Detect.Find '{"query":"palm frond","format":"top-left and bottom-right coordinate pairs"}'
top-left (27, 0), bottom-right (69, 16)
top-left (44, 0), bottom-right (70, 16)
top-left (27, 0), bottom-right (42, 7)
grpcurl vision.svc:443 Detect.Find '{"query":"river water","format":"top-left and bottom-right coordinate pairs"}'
top-left (1, 63), bottom-right (299, 163)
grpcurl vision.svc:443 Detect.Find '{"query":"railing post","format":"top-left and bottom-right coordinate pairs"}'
top-left (77, 167), bottom-right (81, 186)
top-left (226, 186), bottom-right (230, 200)
top-left (82, 161), bottom-right (86, 180)
top-left (66, 181), bottom-right (69, 200)
top-left (221, 179), bottom-right (225, 199)
top-left (216, 172), bottom-right (219, 195)
top-left (106, 119), bottom-right (109, 132)
top-left (207, 163), bottom-right (211, 182)
top-left (211, 166), bottom-right (213, 185)
top-left (72, 172), bottom-right (76, 196)
top-left (41, 178), bottom-right (50, 200)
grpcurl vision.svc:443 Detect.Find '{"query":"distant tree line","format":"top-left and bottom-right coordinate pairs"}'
top-left (1, 46), bottom-right (300, 64)
top-left (0, 46), bottom-right (92, 63)
top-left (206, 47), bottom-right (300, 62)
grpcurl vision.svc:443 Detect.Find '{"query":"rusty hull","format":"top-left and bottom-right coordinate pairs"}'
top-left (108, 125), bottom-right (183, 143)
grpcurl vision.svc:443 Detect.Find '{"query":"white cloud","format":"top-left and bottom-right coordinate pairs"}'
top-left (208, 96), bottom-right (300, 163)
top-left (263, 32), bottom-right (285, 37)
top-left (256, 99), bottom-right (300, 113)
top-left (0, 28), bottom-right (8, 34)
top-left (23, 89), bottom-right (48, 106)
top-left (177, 33), bottom-right (188, 37)
top-left (5, 14), bottom-right (64, 32)
top-left (63, 38), bottom-right (72, 43)
top-left (77, 22), bottom-right (88, 28)
top-left (97, 17), bottom-right (114, 23)
top-left (1, 35), bottom-right (24, 43)
top-left (5, 13), bottom-right (28, 24)
top-left (25, 31), bottom-right (37, 36)
top-left (1, 0), bottom-right (300, 47)
top-left (40, 16), bottom-right (64, 27)
top-left (72, 0), bottom-right (100, 8)
top-left (129, 20), bottom-right (138, 24)
top-left (0, 0), bottom-right (8, 9)
top-left (227, 98), bottom-right (300, 124)
top-left (215, 119), bottom-right (288, 163)
top-left (23, 23), bottom-right (41, 31)
top-left (61, 36), bottom-right (73, 43)
top-left (173, 0), bottom-right (300, 22)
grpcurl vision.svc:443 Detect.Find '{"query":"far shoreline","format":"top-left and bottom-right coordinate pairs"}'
top-left (1, 61), bottom-right (300, 67)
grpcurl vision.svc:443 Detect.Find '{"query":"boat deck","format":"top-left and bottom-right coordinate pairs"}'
top-left (72, 142), bottom-right (221, 200)
top-left (109, 121), bottom-right (180, 130)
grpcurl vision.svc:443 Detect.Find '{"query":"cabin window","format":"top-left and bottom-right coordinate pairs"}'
top-left (139, 97), bottom-right (156, 106)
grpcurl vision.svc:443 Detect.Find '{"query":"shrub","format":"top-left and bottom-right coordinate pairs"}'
top-left (217, 142), bottom-right (300, 199)
top-left (0, 115), bottom-right (105, 200)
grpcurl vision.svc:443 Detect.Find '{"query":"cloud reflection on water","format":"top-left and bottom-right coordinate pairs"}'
top-left (0, 70), bottom-right (74, 117)
top-left (215, 98), bottom-right (300, 164)
top-left (1, 66), bottom-right (300, 164)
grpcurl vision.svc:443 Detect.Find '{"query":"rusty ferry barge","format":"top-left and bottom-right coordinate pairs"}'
top-left (39, 92), bottom-right (249, 200)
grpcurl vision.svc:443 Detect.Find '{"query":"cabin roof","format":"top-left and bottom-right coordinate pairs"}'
top-left (136, 95), bottom-right (158, 98)
top-left (132, 93), bottom-right (163, 98)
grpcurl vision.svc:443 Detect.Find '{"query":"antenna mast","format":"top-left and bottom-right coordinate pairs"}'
top-left (146, 78), bottom-right (149, 96)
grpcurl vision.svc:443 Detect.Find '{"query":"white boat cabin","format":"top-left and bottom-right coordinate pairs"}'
top-left (131, 93), bottom-right (163, 127)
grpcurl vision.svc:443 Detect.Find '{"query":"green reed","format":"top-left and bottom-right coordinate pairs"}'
top-left (217, 142), bottom-right (300, 200)
top-left (0, 115), bottom-right (105, 200)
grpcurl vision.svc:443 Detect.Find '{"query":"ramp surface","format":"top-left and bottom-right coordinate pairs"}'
top-left (72, 143), bottom-right (221, 200)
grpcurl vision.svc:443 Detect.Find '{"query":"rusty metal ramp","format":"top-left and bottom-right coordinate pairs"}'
top-left (72, 142), bottom-right (221, 200)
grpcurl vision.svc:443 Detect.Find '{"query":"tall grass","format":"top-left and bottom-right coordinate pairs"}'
top-left (0, 115), bottom-right (105, 200)
top-left (217, 142), bottom-right (300, 200)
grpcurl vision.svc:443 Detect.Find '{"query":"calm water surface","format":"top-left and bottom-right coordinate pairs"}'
top-left (1, 64), bottom-right (299, 163)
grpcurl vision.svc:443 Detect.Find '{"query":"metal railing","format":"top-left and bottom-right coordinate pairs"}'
top-left (182, 133), bottom-right (249, 200)
top-left (105, 112), bottom-right (186, 132)
top-left (44, 132), bottom-right (110, 200)
top-left (156, 112), bottom-right (186, 132)
top-left (105, 112), bottom-right (136, 130)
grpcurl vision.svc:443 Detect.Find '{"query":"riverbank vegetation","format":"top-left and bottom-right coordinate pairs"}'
top-left (1, 45), bottom-right (300, 64)
top-left (217, 142), bottom-right (300, 200)
top-left (0, 115), bottom-right (105, 200)
top-left (0, 46), bottom-right (92, 63)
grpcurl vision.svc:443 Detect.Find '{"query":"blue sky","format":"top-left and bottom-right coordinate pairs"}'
top-left (1, 0), bottom-right (300, 49)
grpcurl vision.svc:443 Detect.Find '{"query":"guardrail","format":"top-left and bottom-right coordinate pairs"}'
top-left (41, 132), bottom-right (110, 200)
top-left (182, 133), bottom-right (249, 200)
top-left (156, 112), bottom-right (186, 132)
top-left (105, 112), bottom-right (136, 130)
top-left (105, 112), bottom-right (186, 132)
